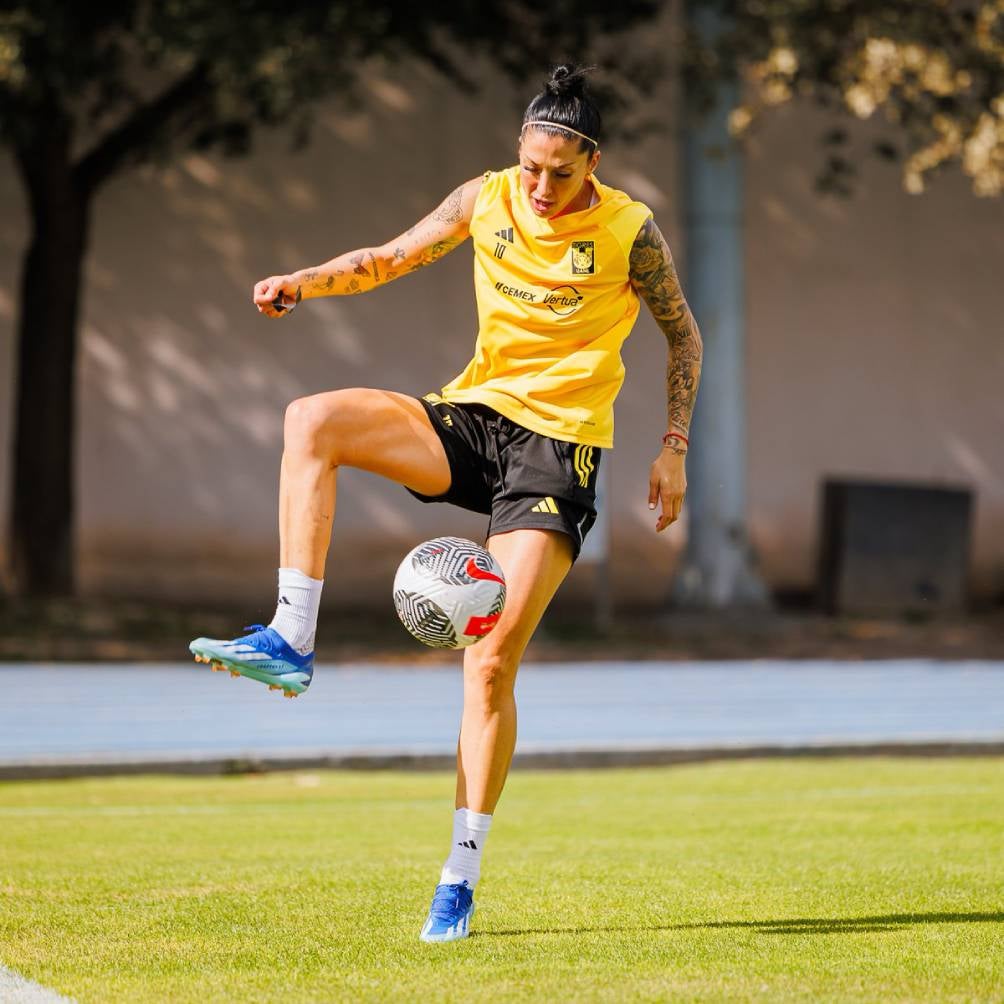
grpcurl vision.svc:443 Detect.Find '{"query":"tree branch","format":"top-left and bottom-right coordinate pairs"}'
top-left (74, 62), bottom-right (212, 195)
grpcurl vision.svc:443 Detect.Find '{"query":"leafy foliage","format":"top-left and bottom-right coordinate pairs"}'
top-left (689, 0), bottom-right (1004, 196)
top-left (0, 0), bottom-right (662, 187)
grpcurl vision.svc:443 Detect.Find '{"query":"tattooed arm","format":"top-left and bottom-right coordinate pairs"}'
top-left (252, 177), bottom-right (483, 316)
top-left (628, 217), bottom-right (703, 531)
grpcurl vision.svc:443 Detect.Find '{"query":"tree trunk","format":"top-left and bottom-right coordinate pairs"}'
top-left (10, 125), bottom-right (90, 596)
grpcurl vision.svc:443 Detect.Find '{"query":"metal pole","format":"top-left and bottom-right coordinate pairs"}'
top-left (580, 461), bottom-right (612, 632)
top-left (672, 2), bottom-right (769, 609)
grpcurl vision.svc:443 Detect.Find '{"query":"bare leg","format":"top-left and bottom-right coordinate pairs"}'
top-left (455, 528), bottom-right (574, 814)
top-left (278, 388), bottom-right (452, 578)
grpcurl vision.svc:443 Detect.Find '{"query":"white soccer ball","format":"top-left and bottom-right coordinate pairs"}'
top-left (393, 537), bottom-right (507, 649)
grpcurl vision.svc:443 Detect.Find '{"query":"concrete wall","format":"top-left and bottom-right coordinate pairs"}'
top-left (0, 61), bottom-right (680, 610)
top-left (1, 58), bottom-right (1002, 609)
top-left (745, 106), bottom-right (1004, 598)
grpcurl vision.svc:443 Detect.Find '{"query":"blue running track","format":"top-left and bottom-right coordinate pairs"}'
top-left (0, 660), bottom-right (1002, 771)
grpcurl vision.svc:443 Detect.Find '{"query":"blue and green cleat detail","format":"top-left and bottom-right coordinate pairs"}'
top-left (189, 624), bottom-right (313, 698)
top-left (419, 881), bottom-right (475, 943)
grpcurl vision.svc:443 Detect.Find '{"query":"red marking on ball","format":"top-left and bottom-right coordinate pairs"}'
top-left (465, 557), bottom-right (505, 585)
top-left (464, 613), bottom-right (502, 637)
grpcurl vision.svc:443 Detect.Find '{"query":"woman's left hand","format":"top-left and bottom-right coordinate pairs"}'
top-left (648, 449), bottom-right (687, 532)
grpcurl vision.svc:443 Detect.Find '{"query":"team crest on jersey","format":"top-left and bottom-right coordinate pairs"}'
top-left (570, 241), bottom-right (595, 274)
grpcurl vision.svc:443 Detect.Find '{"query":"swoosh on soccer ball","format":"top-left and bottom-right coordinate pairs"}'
top-left (466, 557), bottom-right (505, 585)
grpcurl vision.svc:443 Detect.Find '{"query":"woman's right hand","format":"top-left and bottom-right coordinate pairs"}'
top-left (253, 274), bottom-right (300, 318)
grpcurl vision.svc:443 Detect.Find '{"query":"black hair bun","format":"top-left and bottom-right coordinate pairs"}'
top-left (545, 64), bottom-right (591, 100)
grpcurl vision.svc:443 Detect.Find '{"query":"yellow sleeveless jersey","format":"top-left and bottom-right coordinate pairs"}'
top-left (438, 166), bottom-right (652, 448)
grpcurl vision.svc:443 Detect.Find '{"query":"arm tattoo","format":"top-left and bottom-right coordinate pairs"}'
top-left (302, 182), bottom-right (470, 298)
top-left (629, 218), bottom-right (703, 442)
top-left (431, 185), bottom-right (464, 224)
top-left (406, 236), bottom-right (464, 272)
top-left (299, 248), bottom-right (395, 297)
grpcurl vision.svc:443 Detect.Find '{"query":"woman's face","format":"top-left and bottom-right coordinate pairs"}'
top-left (518, 128), bottom-right (601, 218)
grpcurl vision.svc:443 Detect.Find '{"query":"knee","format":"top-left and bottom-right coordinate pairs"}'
top-left (464, 650), bottom-right (519, 712)
top-left (284, 394), bottom-right (340, 460)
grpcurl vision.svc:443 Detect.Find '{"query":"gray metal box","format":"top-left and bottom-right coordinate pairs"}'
top-left (818, 480), bottom-right (972, 616)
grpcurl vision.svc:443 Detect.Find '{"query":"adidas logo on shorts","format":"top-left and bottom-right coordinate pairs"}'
top-left (530, 497), bottom-right (559, 514)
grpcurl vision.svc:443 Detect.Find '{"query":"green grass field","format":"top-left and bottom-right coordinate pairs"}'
top-left (1, 758), bottom-right (1002, 1003)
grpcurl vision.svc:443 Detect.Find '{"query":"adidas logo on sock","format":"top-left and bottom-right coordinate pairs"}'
top-left (457, 839), bottom-right (478, 850)
top-left (278, 596), bottom-right (292, 605)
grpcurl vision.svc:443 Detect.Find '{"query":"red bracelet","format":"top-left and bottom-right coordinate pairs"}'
top-left (662, 431), bottom-right (689, 448)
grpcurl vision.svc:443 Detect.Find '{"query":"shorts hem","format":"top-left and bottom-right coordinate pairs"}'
top-left (486, 517), bottom-right (583, 561)
top-left (406, 397), bottom-right (490, 513)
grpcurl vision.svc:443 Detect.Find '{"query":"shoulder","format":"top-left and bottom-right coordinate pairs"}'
top-left (468, 166), bottom-right (522, 229)
top-left (473, 166), bottom-right (517, 210)
top-left (596, 184), bottom-right (654, 263)
top-left (480, 165), bottom-right (520, 190)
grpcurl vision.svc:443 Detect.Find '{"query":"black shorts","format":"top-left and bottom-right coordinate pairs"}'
top-left (407, 395), bottom-right (602, 561)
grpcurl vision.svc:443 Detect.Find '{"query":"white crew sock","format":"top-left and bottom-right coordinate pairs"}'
top-left (440, 808), bottom-right (493, 888)
top-left (268, 567), bottom-right (323, 654)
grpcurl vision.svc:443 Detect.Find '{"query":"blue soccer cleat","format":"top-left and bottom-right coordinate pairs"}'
top-left (419, 881), bottom-right (475, 943)
top-left (189, 624), bottom-right (313, 698)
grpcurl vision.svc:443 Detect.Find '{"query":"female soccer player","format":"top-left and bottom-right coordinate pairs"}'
top-left (190, 64), bottom-right (702, 942)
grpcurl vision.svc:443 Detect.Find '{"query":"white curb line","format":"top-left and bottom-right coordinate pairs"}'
top-left (0, 964), bottom-right (76, 1003)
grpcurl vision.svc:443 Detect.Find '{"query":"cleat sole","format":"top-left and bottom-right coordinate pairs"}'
top-left (188, 641), bottom-right (310, 696)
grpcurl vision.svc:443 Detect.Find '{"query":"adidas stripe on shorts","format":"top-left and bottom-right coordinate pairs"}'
top-left (407, 395), bottom-right (601, 561)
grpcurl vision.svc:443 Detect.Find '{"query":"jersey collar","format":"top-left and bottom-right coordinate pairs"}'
top-left (514, 171), bottom-right (610, 237)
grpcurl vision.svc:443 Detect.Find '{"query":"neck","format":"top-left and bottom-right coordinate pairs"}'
top-left (551, 178), bottom-right (594, 220)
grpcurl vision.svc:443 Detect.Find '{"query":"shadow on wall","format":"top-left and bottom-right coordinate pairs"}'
top-left (63, 60), bottom-right (680, 604)
top-left (77, 67), bottom-right (490, 601)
